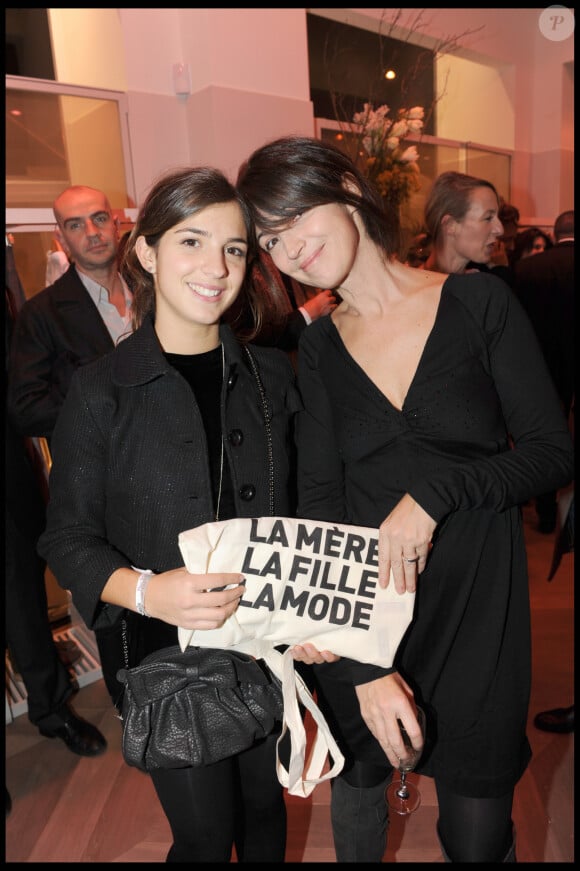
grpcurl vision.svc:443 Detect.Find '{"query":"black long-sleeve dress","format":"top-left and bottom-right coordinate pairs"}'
top-left (295, 272), bottom-right (573, 798)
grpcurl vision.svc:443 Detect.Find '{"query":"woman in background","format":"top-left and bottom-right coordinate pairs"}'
top-left (421, 170), bottom-right (511, 283)
top-left (512, 226), bottom-right (553, 264)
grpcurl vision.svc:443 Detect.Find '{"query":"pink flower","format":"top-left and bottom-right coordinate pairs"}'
top-left (346, 103), bottom-right (425, 205)
top-left (400, 146), bottom-right (419, 163)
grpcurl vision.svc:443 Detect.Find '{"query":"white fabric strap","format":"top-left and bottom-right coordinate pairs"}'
top-left (177, 516), bottom-right (416, 797)
top-left (265, 648), bottom-right (345, 798)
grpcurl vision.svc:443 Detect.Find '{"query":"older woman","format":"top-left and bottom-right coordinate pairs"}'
top-left (237, 136), bottom-right (573, 863)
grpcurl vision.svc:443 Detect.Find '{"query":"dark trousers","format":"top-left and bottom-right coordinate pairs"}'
top-left (5, 419), bottom-right (76, 728)
top-left (5, 509), bottom-right (73, 726)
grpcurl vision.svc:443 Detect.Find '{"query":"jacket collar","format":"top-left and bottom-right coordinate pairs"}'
top-left (112, 314), bottom-right (246, 387)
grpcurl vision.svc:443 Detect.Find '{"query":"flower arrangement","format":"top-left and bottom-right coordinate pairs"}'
top-left (349, 103), bottom-right (424, 209)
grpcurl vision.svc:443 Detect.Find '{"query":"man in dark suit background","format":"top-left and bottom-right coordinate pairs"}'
top-left (6, 284), bottom-right (107, 764)
top-left (514, 209), bottom-right (574, 736)
top-left (7, 185), bottom-right (134, 708)
top-left (7, 185), bottom-right (132, 442)
top-left (514, 209), bottom-right (574, 532)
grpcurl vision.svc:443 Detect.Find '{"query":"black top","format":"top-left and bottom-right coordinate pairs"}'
top-left (165, 346), bottom-right (235, 521)
top-left (466, 260), bottom-right (514, 288)
top-left (513, 240), bottom-right (574, 416)
top-left (38, 318), bottom-right (301, 666)
top-left (295, 271), bottom-right (573, 797)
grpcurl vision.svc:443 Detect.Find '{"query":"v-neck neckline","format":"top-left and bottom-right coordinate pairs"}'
top-left (326, 276), bottom-right (449, 414)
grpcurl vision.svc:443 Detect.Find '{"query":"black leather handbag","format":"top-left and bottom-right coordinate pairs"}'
top-left (116, 645), bottom-right (283, 772)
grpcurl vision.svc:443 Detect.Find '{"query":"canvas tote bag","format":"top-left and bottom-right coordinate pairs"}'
top-left (178, 516), bottom-right (416, 797)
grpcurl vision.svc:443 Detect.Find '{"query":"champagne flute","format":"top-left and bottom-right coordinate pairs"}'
top-left (386, 706), bottom-right (426, 815)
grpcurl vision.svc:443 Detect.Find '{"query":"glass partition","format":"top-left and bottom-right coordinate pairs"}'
top-left (316, 119), bottom-right (511, 255)
top-left (6, 76), bottom-right (135, 299)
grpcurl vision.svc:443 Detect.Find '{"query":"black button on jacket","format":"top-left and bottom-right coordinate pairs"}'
top-left (38, 316), bottom-right (302, 634)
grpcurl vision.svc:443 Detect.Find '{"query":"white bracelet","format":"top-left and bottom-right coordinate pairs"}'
top-left (135, 570), bottom-right (155, 617)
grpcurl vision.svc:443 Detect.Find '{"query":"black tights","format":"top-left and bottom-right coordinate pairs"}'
top-left (150, 733), bottom-right (286, 862)
top-left (339, 761), bottom-right (514, 863)
top-left (436, 781), bottom-right (514, 863)
top-left (313, 671), bottom-right (515, 862)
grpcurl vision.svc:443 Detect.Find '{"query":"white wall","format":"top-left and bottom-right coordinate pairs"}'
top-left (312, 8), bottom-right (574, 220)
top-left (49, 9), bottom-right (127, 90)
top-left (46, 8), bottom-right (574, 220)
top-left (179, 9), bottom-right (315, 181)
top-left (435, 54), bottom-right (515, 150)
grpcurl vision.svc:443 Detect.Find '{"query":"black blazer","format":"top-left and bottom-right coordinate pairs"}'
top-left (38, 317), bottom-right (302, 643)
top-left (513, 240), bottom-right (574, 414)
top-left (7, 265), bottom-right (116, 440)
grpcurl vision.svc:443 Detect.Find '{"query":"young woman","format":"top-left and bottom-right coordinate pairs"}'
top-left (38, 167), bottom-right (301, 863)
top-left (237, 137), bottom-right (574, 863)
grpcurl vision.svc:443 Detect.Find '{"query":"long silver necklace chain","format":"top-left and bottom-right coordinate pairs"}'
top-left (215, 342), bottom-right (225, 520)
top-left (243, 345), bottom-right (275, 516)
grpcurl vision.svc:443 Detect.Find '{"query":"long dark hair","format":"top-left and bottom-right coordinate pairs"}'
top-left (513, 227), bottom-right (553, 262)
top-left (237, 136), bottom-right (400, 258)
top-left (123, 166), bottom-right (258, 331)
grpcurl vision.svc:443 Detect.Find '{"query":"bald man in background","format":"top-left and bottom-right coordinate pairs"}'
top-left (7, 185), bottom-right (134, 710)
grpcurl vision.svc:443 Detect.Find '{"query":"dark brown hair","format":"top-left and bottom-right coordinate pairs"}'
top-left (123, 166), bottom-right (258, 331)
top-left (513, 227), bottom-right (553, 262)
top-left (237, 135), bottom-right (400, 258)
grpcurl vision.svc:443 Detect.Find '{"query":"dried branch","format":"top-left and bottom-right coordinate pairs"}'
top-left (316, 9), bottom-right (487, 211)
top-left (321, 7), bottom-right (486, 135)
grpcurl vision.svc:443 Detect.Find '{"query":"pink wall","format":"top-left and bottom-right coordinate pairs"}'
top-left (120, 9), bottom-right (315, 200)
top-left (334, 8), bottom-right (574, 220)
top-left (117, 8), bottom-right (573, 220)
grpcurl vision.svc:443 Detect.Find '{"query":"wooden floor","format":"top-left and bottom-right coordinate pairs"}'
top-left (5, 504), bottom-right (574, 862)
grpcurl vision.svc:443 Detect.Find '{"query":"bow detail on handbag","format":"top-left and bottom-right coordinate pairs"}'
top-left (117, 647), bottom-right (284, 772)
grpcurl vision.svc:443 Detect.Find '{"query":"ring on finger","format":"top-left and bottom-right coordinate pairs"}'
top-left (404, 556), bottom-right (420, 564)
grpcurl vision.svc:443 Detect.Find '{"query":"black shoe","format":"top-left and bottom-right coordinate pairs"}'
top-left (38, 703), bottom-right (107, 756)
top-left (533, 704), bottom-right (574, 734)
